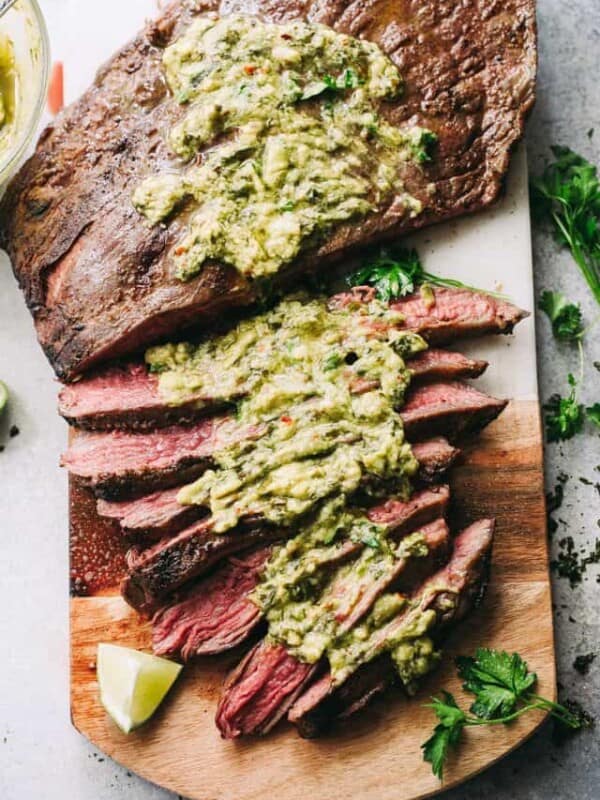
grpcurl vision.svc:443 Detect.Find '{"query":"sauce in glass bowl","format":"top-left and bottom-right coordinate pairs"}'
top-left (0, 0), bottom-right (49, 187)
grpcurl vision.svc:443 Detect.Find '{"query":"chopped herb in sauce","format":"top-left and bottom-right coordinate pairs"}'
top-left (147, 294), bottom-right (425, 534)
top-left (133, 15), bottom-right (435, 281)
top-left (145, 293), bottom-right (439, 671)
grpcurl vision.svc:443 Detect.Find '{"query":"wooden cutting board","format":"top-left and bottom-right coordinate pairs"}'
top-left (70, 400), bottom-right (553, 800)
top-left (68, 131), bottom-right (553, 798)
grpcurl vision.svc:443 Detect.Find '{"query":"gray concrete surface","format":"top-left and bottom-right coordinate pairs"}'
top-left (0, 1), bottom-right (599, 798)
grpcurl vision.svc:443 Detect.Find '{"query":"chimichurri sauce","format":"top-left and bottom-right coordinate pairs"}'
top-left (133, 15), bottom-right (435, 281)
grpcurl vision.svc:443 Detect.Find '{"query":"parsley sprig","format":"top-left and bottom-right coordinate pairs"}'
top-left (348, 246), bottom-right (501, 303)
top-left (422, 648), bottom-right (590, 780)
top-left (543, 373), bottom-right (585, 442)
top-left (531, 147), bottom-right (600, 306)
top-left (539, 290), bottom-right (584, 342)
top-left (540, 322), bottom-right (599, 440)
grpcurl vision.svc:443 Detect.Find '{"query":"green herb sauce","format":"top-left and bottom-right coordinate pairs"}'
top-left (145, 293), bottom-right (443, 679)
top-left (133, 15), bottom-right (434, 281)
top-left (0, 33), bottom-right (17, 154)
top-left (147, 294), bottom-right (426, 533)
top-left (252, 508), bottom-right (432, 669)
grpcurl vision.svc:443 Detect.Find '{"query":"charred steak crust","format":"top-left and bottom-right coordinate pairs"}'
top-left (0, 0), bottom-right (536, 381)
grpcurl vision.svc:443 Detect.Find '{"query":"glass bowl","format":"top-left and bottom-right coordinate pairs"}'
top-left (0, 0), bottom-right (49, 187)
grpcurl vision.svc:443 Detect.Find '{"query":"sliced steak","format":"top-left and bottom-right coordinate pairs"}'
top-left (58, 362), bottom-right (219, 432)
top-left (402, 382), bottom-right (507, 440)
top-left (289, 518), bottom-right (494, 737)
top-left (121, 521), bottom-right (283, 613)
top-left (98, 448), bottom-right (453, 542)
top-left (215, 641), bottom-right (320, 739)
top-left (332, 287), bottom-right (528, 346)
top-left (391, 288), bottom-right (528, 345)
top-left (367, 484), bottom-right (449, 529)
top-left (215, 517), bottom-right (451, 738)
top-left (407, 349), bottom-right (487, 382)
top-left (1, 0), bottom-right (536, 381)
top-left (149, 487), bottom-right (450, 657)
top-left (61, 418), bottom-right (263, 499)
top-left (152, 548), bottom-right (271, 659)
top-left (329, 518), bottom-right (450, 635)
top-left (58, 338), bottom-right (490, 432)
top-left (63, 378), bottom-right (493, 500)
top-left (96, 487), bottom-right (204, 541)
top-left (123, 483), bottom-right (451, 613)
top-left (411, 438), bottom-right (460, 483)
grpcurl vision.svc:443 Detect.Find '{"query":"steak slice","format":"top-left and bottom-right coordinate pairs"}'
top-left (121, 521), bottom-right (284, 613)
top-left (96, 487), bottom-right (203, 541)
top-left (328, 518), bottom-right (450, 635)
top-left (152, 547), bottom-right (271, 659)
top-left (411, 438), bottom-right (459, 483)
top-left (96, 439), bottom-right (457, 539)
top-left (63, 379), bottom-right (495, 500)
top-left (58, 338), bottom-right (490, 433)
top-left (215, 641), bottom-right (319, 739)
top-left (1, 0), bottom-right (536, 381)
top-left (149, 486), bottom-right (450, 657)
top-left (289, 518), bottom-right (494, 737)
top-left (408, 349), bottom-right (487, 383)
top-left (390, 288), bottom-right (528, 345)
top-left (123, 483), bottom-right (451, 613)
top-left (61, 417), bottom-right (263, 499)
top-left (215, 517), bottom-right (450, 738)
top-left (333, 287), bottom-right (528, 346)
top-left (58, 362), bottom-right (219, 432)
top-left (402, 381), bottom-right (507, 440)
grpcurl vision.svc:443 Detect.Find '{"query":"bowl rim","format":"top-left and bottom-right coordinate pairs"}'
top-left (0, 0), bottom-right (50, 179)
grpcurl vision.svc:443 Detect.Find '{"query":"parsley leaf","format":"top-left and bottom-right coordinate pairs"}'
top-left (421, 693), bottom-right (466, 779)
top-left (350, 247), bottom-right (422, 301)
top-left (456, 649), bottom-right (536, 719)
top-left (531, 147), bottom-right (600, 307)
top-left (422, 648), bottom-right (590, 781)
top-left (544, 373), bottom-right (585, 442)
top-left (349, 246), bottom-right (501, 303)
top-left (587, 403), bottom-right (600, 428)
top-left (539, 290), bottom-right (584, 342)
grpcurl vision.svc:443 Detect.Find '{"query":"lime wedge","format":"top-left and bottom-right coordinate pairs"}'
top-left (97, 643), bottom-right (182, 734)
top-left (0, 381), bottom-right (8, 416)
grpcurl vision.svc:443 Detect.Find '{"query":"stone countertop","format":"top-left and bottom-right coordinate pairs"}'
top-left (0, 1), bottom-right (599, 798)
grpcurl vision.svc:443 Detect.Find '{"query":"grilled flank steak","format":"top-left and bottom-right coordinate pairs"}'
top-left (0, 1), bottom-right (535, 381)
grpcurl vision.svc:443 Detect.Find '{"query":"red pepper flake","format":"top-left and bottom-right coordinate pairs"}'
top-left (280, 415), bottom-right (293, 424)
top-left (243, 64), bottom-right (257, 75)
top-left (48, 61), bottom-right (65, 116)
top-left (174, 246), bottom-right (187, 256)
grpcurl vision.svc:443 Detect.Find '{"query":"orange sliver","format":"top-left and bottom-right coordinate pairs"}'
top-left (48, 61), bottom-right (64, 116)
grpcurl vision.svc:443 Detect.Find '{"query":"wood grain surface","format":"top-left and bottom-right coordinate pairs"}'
top-left (70, 398), bottom-right (554, 800)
